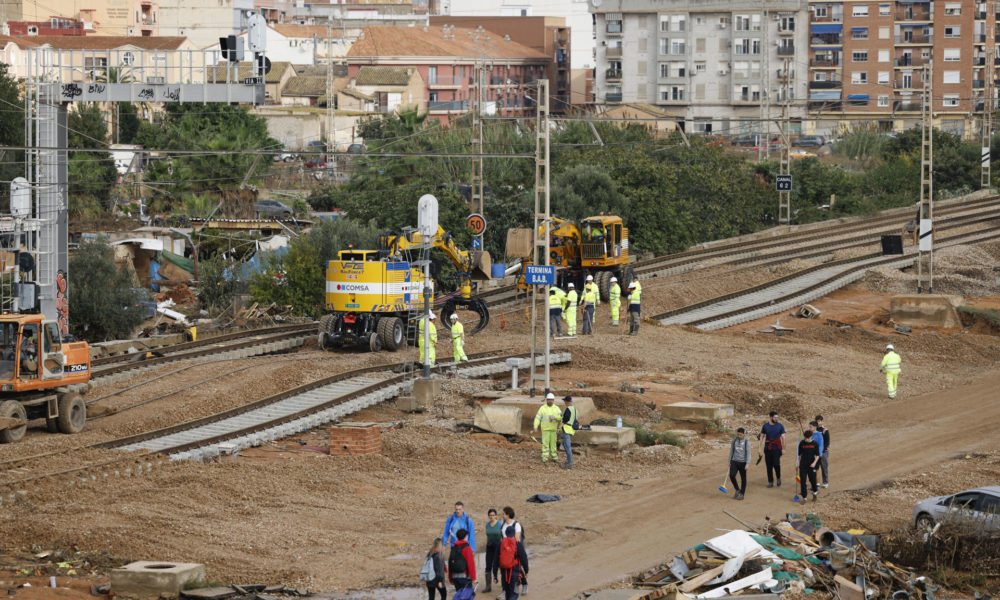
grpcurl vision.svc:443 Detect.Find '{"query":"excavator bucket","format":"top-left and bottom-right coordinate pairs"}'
top-left (441, 297), bottom-right (490, 335)
top-left (470, 251), bottom-right (492, 281)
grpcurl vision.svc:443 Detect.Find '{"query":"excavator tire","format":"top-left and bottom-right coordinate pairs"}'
top-left (0, 400), bottom-right (27, 443)
top-left (379, 316), bottom-right (405, 351)
top-left (597, 271), bottom-right (611, 302)
top-left (318, 315), bottom-right (334, 350)
top-left (368, 331), bottom-right (383, 352)
top-left (57, 393), bottom-right (86, 434)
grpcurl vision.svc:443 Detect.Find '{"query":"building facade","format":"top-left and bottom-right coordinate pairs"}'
top-left (157, 0), bottom-right (251, 49)
top-left (591, 0), bottom-right (810, 136)
top-left (2, 0), bottom-right (159, 36)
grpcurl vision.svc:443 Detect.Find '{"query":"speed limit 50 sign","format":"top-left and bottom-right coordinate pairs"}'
top-left (467, 213), bottom-right (487, 235)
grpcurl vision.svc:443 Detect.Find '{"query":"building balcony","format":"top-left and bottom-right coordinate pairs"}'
top-left (734, 94), bottom-right (762, 104)
top-left (974, 57), bottom-right (987, 66)
top-left (975, 34), bottom-right (988, 43)
top-left (808, 101), bottom-right (843, 112)
top-left (778, 27), bottom-right (795, 35)
top-left (893, 80), bottom-right (925, 90)
top-left (810, 34), bottom-right (843, 46)
top-left (428, 100), bottom-right (469, 112)
top-left (894, 56), bottom-right (930, 68)
top-left (810, 14), bottom-right (843, 24)
top-left (809, 80), bottom-right (842, 89)
top-left (810, 58), bottom-right (841, 68)
top-left (893, 101), bottom-right (920, 112)
top-left (977, 10), bottom-right (987, 20)
top-left (896, 8), bottom-right (932, 22)
top-left (777, 45), bottom-right (795, 56)
top-left (605, 92), bottom-right (622, 103)
top-left (427, 76), bottom-right (465, 88)
top-left (895, 34), bottom-right (933, 45)
top-left (605, 69), bottom-right (621, 80)
top-left (974, 80), bottom-right (986, 89)
top-left (606, 46), bottom-right (622, 58)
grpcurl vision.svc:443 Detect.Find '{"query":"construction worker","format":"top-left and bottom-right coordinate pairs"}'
top-left (560, 396), bottom-right (578, 469)
top-left (880, 343), bottom-right (901, 399)
top-left (450, 313), bottom-right (469, 363)
top-left (626, 279), bottom-right (642, 335)
top-left (418, 312), bottom-right (437, 367)
top-left (581, 274), bottom-right (599, 335)
top-left (564, 283), bottom-right (578, 337)
top-left (531, 393), bottom-right (562, 463)
top-left (609, 276), bottom-right (621, 326)
top-left (548, 287), bottom-right (564, 337)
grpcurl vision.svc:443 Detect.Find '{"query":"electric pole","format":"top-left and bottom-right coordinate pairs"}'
top-left (471, 60), bottom-right (486, 243)
top-left (778, 57), bottom-right (792, 226)
top-left (983, 0), bottom-right (995, 190)
top-left (759, 0), bottom-right (770, 162)
top-left (917, 62), bottom-right (934, 293)
top-left (326, 25), bottom-right (335, 180)
top-left (528, 79), bottom-right (551, 397)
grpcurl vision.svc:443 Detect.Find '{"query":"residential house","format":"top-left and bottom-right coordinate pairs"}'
top-left (601, 102), bottom-right (680, 137)
top-left (7, 17), bottom-right (90, 36)
top-left (200, 23), bottom-right (352, 65)
top-left (349, 65), bottom-right (425, 113)
top-left (337, 87), bottom-right (375, 112)
top-left (3, 0), bottom-right (159, 36)
top-left (291, 1), bottom-right (427, 37)
top-left (208, 60), bottom-right (296, 103)
top-left (280, 75), bottom-right (328, 106)
top-left (157, 0), bottom-right (252, 49)
top-left (346, 24), bottom-right (549, 123)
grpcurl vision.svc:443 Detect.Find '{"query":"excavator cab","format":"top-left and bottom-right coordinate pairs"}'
top-left (579, 216), bottom-right (628, 268)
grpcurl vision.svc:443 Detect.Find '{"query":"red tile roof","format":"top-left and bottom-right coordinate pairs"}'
top-left (348, 26), bottom-right (547, 60)
top-left (271, 24), bottom-right (343, 39)
top-left (13, 36), bottom-right (189, 50)
top-left (0, 35), bottom-right (39, 47)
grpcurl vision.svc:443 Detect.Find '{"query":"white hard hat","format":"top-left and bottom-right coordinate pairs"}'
top-left (885, 344), bottom-right (894, 351)
top-left (429, 313), bottom-right (436, 320)
top-left (568, 283), bottom-right (575, 288)
top-left (586, 274), bottom-right (594, 281)
top-left (628, 281), bottom-right (636, 288)
top-left (545, 393), bottom-right (555, 400)
top-left (610, 277), bottom-right (617, 283)
top-left (450, 313), bottom-right (458, 320)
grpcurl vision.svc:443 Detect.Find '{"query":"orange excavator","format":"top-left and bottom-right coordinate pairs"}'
top-left (0, 314), bottom-right (91, 443)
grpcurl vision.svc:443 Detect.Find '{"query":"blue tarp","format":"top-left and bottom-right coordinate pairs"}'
top-left (811, 24), bottom-right (842, 34)
top-left (224, 246), bottom-right (290, 281)
top-left (150, 260), bottom-right (161, 292)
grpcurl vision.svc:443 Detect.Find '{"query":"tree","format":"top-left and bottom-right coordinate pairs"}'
top-left (67, 103), bottom-right (118, 216)
top-left (550, 165), bottom-right (625, 220)
top-left (117, 102), bottom-right (141, 144)
top-left (0, 63), bottom-right (24, 206)
top-left (68, 240), bottom-right (147, 341)
top-left (197, 253), bottom-right (246, 315)
top-left (249, 239), bottom-right (325, 317)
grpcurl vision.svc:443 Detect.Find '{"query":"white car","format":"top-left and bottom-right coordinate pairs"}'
top-left (912, 486), bottom-right (1000, 531)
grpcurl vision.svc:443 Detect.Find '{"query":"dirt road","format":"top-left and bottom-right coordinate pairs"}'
top-left (530, 368), bottom-right (1000, 598)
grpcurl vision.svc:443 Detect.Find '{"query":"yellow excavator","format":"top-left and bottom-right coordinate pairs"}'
top-left (318, 226), bottom-right (492, 351)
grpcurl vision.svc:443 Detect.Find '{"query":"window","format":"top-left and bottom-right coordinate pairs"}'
top-left (659, 84), bottom-right (685, 101)
top-left (780, 16), bottom-right (795, 32)
top-left (660, 17), bottom-right (670, 32)
top-left (673, 15), bottom-right (686, 31)
top-left (943, 48), bottom-right (961, 62)
top-left (878, 71), bottom-right (889, 84)
top-left (943, 94), bottom-right (959, 107)
top-left (428, 66), bottom-right (438, 85)
top-left (879, 4), bottom-right (890, 16)
top-left (693, 120), bottom-right (711, 133)
top-left (607, 18), bottom-right (622, 33)
top-left (695, 38), bottom-right (705, 52)
top-left (878, 26), bottom-right (890, 40)
top-left (852, 5), bottom-right (869, 17)
top-left (853, 28), bottom-right (868, 40)
top-left (671, 40), bottom-right (686, 54)
top-left (852, 51), bottom-right (868, 62)
top-left (429, 91), bottom-right (438, 102)
top-left (877, 95), bottom-right (889, 107)
top-left (943, 70), bottom-right (960, 84)
top-left (694, 61), bottom-right (706, 72)
top-left (669, 61), bottom-right (686, 77)
top-left (814, 72), bottom-right (827, 82)
top-left (735, 14), bottom-right (751, 31)
top-left (751, 39), bottom-right (761, 54)
top-left (878, 49), bottom-right (889, 62)
top-left (944, 2), bottom-right (961, 16)
top-left (944, 26), bottom-right (960, 38)
top-left (733, 61), bottom-right (750, 77)
top-left (660, 38), bottom-right (670, 54)
top-left (815, 6), bottom-right (828, 18)
top-left (851, 71), bottom-right (867, 84)
top-left (735, 38), bottom-right (749, 55)
top-left (751, 14), bottom-right (761, 31)
top-left (659, 62), bottom-right (669, 77)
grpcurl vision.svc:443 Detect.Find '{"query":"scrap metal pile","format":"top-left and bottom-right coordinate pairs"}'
top-left (627, 513), bottom-right (951, 600)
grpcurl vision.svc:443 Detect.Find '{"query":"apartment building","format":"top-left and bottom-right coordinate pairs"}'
top-left (590, 0), bottom-right (809, 136)
top-left (808, 1), bottom-right (991, 137)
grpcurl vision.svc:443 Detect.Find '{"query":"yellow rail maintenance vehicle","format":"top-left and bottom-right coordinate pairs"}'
top-left (319, 226), bottom-right (491, 352)
top-left (508, 214), bottom-right (633, 301)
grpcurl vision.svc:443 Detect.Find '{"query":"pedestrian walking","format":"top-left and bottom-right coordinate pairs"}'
top-left (797, 423), bottom-right (821, 504)
top-left (498, 526), bottom-right (529, 600)
top-left (499, 507), bottom-right (525, 598)
top-left (608, 276), bottom-right (621, 326)
top-left (442, 502), bottom-right (477, 552)
top-left (447, 529), bottom-right (476, 592)
top-left (564, 283), bottom-right (578, 337)
top-left (626, 279), bottom-right (641, 335)
top-left (809, 420), bottom-right (824, 457)
top-left (418, 313), bottom-right (438, 368)
top-left (420, 538), bottom-right (448, 600)
top-left (449, 314), bottom-right (469, 363)
top-left (728, 427), bottom-right (751, 500)
top-left (484, 509), bottom-right (502, 593)
top-left (815, 415), bottom-right (830, 488)
top-left (532, 393), bottom-right (562, 463)
top-left (880, 343), bottom-right (901, 399)
top-left (548, 288), bottom-right (564, 337)
top-left (581, 274), bottom-right (599, 335)
top-left (758, 411), bottom-right (786, 488)
top-left (560, 396), bottom-right (578, 469)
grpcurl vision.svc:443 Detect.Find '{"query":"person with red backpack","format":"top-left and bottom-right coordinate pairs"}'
top-left (447, 528), bottom-right (476, 594)
top-left (498, 526), bottom-right (529, 600)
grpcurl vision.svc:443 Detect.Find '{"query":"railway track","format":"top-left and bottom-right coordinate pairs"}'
top-left (476, 195), bottom-right (1000, 309)
top-left (89, 324), bottom-right (316, 383)
top-left (0, 351), bottom-right (571, 494)
top-left (654, 227), bottom-right (1000, 330)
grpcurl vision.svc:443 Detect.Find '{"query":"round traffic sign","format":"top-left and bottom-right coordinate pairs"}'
top-left (467, 213), bottom-right (487, 235)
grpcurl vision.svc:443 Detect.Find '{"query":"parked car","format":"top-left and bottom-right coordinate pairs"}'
top-left (273, 152), bottom-right (297, 162)
top-left (306, 140), bottom-right (327, 152)
top-left (733, 134), bottom-right (760, 147)
top-left (305, 157), bottom-right (327, 169)
top-left (346, 143), bottom-right (365, 154)
top-left (254, 200), bottom-right (293, 218)
top-left (912, 486), bottom-right (1000, 531)
top-left (793, 135), bottom-right (825, 148)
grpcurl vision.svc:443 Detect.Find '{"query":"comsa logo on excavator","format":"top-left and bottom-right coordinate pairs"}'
top-left (336, 283), bottom-right (371, 292)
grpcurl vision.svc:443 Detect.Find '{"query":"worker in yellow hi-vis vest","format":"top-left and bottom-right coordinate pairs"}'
top-left (418, 312), bottom-right (437, 367)
top-left (449, 313), bottom-right (469, 363)
top-left (880, 343), bottom-right (901, 399)
top-left (531, 393), bottom-right (562, 462)
top-left (609, 276), bottom-right (621, 326)
top-left (581, 274), bottom-right (599, 335)
top-left (564, 283), bottom-right (578, 337)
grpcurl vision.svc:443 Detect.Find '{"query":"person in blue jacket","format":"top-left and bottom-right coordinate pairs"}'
top-left (442, 501), bottom-right (476, 552)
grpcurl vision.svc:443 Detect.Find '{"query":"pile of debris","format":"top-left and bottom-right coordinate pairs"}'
top-left (182, 584), bottom-right (311, 600)
top-left (628, 513), bottom-right (948, 600)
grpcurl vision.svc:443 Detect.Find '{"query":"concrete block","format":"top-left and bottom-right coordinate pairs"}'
top-left (575, 425), bottom-right (635, 450)
top-left (393, 395), bottom-right (420, 412)
top-left (474, 404), bottom-right (524, 435)
top-left (492, 395), bottom-right (595, 433)
top-left (890, 294), bottom-right (964, 329)
top-left (413, 378), bottom-right (442, 408)
top-left (111, 561), bottom-right (206, 599)
top-left (662, 402), bottom-right (733, 421)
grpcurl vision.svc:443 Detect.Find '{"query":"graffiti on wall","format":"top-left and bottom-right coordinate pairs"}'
top-left (55, 271), bottom-right (69, 335)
